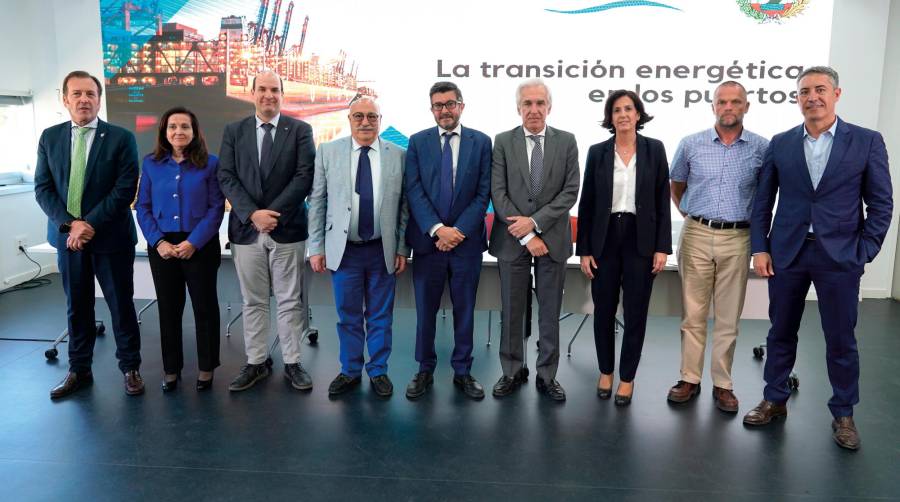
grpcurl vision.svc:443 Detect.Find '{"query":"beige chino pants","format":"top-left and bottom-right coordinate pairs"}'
top-left (677, 217), bottom-right (750, 389)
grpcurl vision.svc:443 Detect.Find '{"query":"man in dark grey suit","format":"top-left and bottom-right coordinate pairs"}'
top-left (218, 70), bottom-right (316, 392)
top-left (489, 79), bottom-right (580, 401)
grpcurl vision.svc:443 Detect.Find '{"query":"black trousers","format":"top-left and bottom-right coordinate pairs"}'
top-left (591, 213), bottom-right (655, 382)
top-left (58, 246), bottom-right (141, 374)
top-left (147, 233), bottom-right (221, 374)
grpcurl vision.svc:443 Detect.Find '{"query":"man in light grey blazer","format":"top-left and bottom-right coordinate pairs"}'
top-left (490, 79), bottom-right (580, 401)
top-left (308, 97), bottom-right (410, 398)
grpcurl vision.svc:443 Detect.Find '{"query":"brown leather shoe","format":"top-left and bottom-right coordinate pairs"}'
top-left (832, 416), bottom-right (861, 450)
top-left (712, 387), bottom-right (739, 413)
top-left (742, 400), bottom-right (787, 426)
top-left (667, 380), bottom-right (700, 403)
top-left (124, 370), bottom-right (145, 396)
top-left (50, 371), bottom-right (93, 399)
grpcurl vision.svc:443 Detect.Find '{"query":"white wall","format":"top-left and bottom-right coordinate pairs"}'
top-left (829, 0), bottom-right (900, 298)
top-left (0, 0), bottom-right (104, 287)
top-left (885, 2), bottom-right (900, 300)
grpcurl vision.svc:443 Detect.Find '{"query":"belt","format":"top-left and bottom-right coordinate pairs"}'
top-left (805, 232), bottom-right (816, 241)
top-left (691, 215), bottom-right (750, 230)
top-left (347, 237), bottom-right (382, 246)
top-left (610, 212), bottom-right (635, 218)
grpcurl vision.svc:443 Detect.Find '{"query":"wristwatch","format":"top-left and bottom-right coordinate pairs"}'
top-left (59, 221), bottom-right (72, 233)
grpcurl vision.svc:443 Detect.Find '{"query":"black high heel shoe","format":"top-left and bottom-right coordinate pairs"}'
top-left (196, 374), bottom-right (214, 391)
top-left (596, 374), bottom-right (613, 400)
top-left (614, 381), bottom-right (634, 406)
top-left (162, 373), bottom-right (180, 393)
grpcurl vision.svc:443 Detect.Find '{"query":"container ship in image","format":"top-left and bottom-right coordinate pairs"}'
top-left (101, 0), bottom-right (375, 152)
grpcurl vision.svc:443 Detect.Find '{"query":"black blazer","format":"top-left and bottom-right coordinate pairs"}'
top-left (34, 120), bottom-right (139, 253)
top-left (576, 134), bottom-right (672, 258)
top-left (217, 115), bottom-right (316, 245)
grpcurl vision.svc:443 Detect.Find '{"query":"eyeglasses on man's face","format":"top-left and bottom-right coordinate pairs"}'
top-left (430, 100), bottom-right (462, 112)
top-left (351, 112), bottom-right (381, 123)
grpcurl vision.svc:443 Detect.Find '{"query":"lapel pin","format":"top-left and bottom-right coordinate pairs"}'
top-left (100, 133), bottom-right (105, 138)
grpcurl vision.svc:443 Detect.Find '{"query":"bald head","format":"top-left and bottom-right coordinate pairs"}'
top-left (252, 70), bottom-right (283, 121)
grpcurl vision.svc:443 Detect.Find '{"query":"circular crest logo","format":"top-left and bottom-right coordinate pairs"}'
top-left (737, 0), bottom-right (810, 23)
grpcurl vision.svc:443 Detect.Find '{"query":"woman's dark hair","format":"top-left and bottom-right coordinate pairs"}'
top-left (601, 90), bottom-right (654, 133)
top-left (153, 106), bottom-right (209, 168)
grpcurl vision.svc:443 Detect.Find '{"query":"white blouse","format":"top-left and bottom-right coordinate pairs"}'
top-left (611, 147), bottom-right (637, 214)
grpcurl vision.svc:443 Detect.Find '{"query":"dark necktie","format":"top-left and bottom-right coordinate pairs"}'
top-left (356, 145), bottom-right (374, 240)
top-left (529, 135), bottom-right (544, 195)
top-left (260, 123), bottom-right (275, 180)
top-left (439, 131), bottom-right (455, 222)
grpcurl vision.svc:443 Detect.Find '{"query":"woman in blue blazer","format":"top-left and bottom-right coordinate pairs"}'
top-left (576, 90), bottom-right (672, 405)
top-left (136, 107), bottom-right (225, 392)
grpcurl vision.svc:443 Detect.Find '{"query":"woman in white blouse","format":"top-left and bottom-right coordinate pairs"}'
top-left (575, 90), bottom-right (672, 405)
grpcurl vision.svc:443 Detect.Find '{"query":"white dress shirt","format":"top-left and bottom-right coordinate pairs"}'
top-left (520, 126), bottom-right (546, 245)
top-left (429, 123), bottom-right (463, 237)
top-left (70, 117), bottom-right (99, 157)
top-left (255, 113), bottom-right (281, 164)
top-left (349, 137), bottom-right (383, 241)
top-left (611, 147), bottom-right (637, 214)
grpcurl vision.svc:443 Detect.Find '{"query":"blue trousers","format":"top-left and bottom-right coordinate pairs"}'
top-left (331, 241), bottom-right (396, 378)
top-left (764, 238), bottom-right (862, 417)
top-left (412, 251), bottom-right (482, 375)
top-left (58, 246), bottom-right (141, 373)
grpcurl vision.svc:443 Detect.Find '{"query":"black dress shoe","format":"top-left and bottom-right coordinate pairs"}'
top-left (161, 373), bottom-right (180, 393)
top-left (453, 374), bottom-right (485, 400)
top-left (492, 368), bottom-right (528, 397)
top-left (405, 372), bottom-right (433, 399)
top-left (196, 375), bottom-right (214, 391)
top-left (370, 375), bottom-right (393, 397)
top-left (536, 378), bottom-right (566, 401)
top-left (284, 363), bottom-right (313, 391)
top-left (328, 373), bottom-right (362, 395)
top-left (50, 371), bottom-right (93, 399)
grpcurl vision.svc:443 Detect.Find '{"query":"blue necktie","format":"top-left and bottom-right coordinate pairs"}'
top-left (439, 131), bottom-right (455, 222)
top-left (356, 145), bottom-right (374, 240)
top-left (260, 123), bottom-right (275, 181)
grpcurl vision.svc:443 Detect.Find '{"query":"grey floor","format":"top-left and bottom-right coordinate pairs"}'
top-left (0, 273), bottom-right (899, 501)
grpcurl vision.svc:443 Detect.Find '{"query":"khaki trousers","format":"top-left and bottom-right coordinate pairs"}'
top-left (677, 217), bottom-right (750, 389)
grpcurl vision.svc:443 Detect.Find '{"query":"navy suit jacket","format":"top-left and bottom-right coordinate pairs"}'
top-left (404, 125), bottom-right (492, 257)
top-left (750, 118), bottom-right (893, 269)
top-left (217, 115), bottom-right (315, 245)
top-left (575, 134), bottom-right (672, 259)
top-left (34, 120), bottom-right (139, 253)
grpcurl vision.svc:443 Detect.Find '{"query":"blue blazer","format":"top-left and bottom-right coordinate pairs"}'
top-left (34, 120), bottom-right (139, 253)
top-left (404, 125), bottom-right (492, 257)
top-left (751, 118), bottom-right (893, 269)
top-left (136, 153), bottom-right (225, 249)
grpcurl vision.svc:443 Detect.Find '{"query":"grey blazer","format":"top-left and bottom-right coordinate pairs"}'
top-left (489, 125), bottom-right (580, 263)
top-left (307, 136), bottom-right (410, 273)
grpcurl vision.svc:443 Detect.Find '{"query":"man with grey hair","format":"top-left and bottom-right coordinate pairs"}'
top-left (667, 81), bottom-right (769, 413)
top-left (744, 66), bottom-right (892, 450)
top-left (308, 96), bottom-right (410, 398)
top-left (489, 79), bottom-right (580, 401)
top-left (218, 70), bottom-right (316, 392)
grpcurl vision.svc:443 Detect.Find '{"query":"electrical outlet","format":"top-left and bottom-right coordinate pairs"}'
top-left (14, 235), bottom-right (27, 254)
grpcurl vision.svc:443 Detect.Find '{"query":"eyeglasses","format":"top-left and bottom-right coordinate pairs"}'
top-left (351, 112), bottom-right (380, 123)
top-left (431, 100), bottom-right (462, 112)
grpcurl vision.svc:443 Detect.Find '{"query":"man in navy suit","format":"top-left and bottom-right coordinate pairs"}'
top-left (403, 82), bottom-right (492, 400)
top-left (34, 70), bottom-right (144, 398)
top-left (744, 66), bottom-right (893, 450)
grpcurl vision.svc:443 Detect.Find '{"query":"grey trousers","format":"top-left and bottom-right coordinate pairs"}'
top-left (231, 234), bottom-right (305, 365)
top-left (498, 253), bottom-right (566, 381)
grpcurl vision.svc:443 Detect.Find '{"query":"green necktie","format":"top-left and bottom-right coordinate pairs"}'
top-left (67, 126), bottom-right (90, 218)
